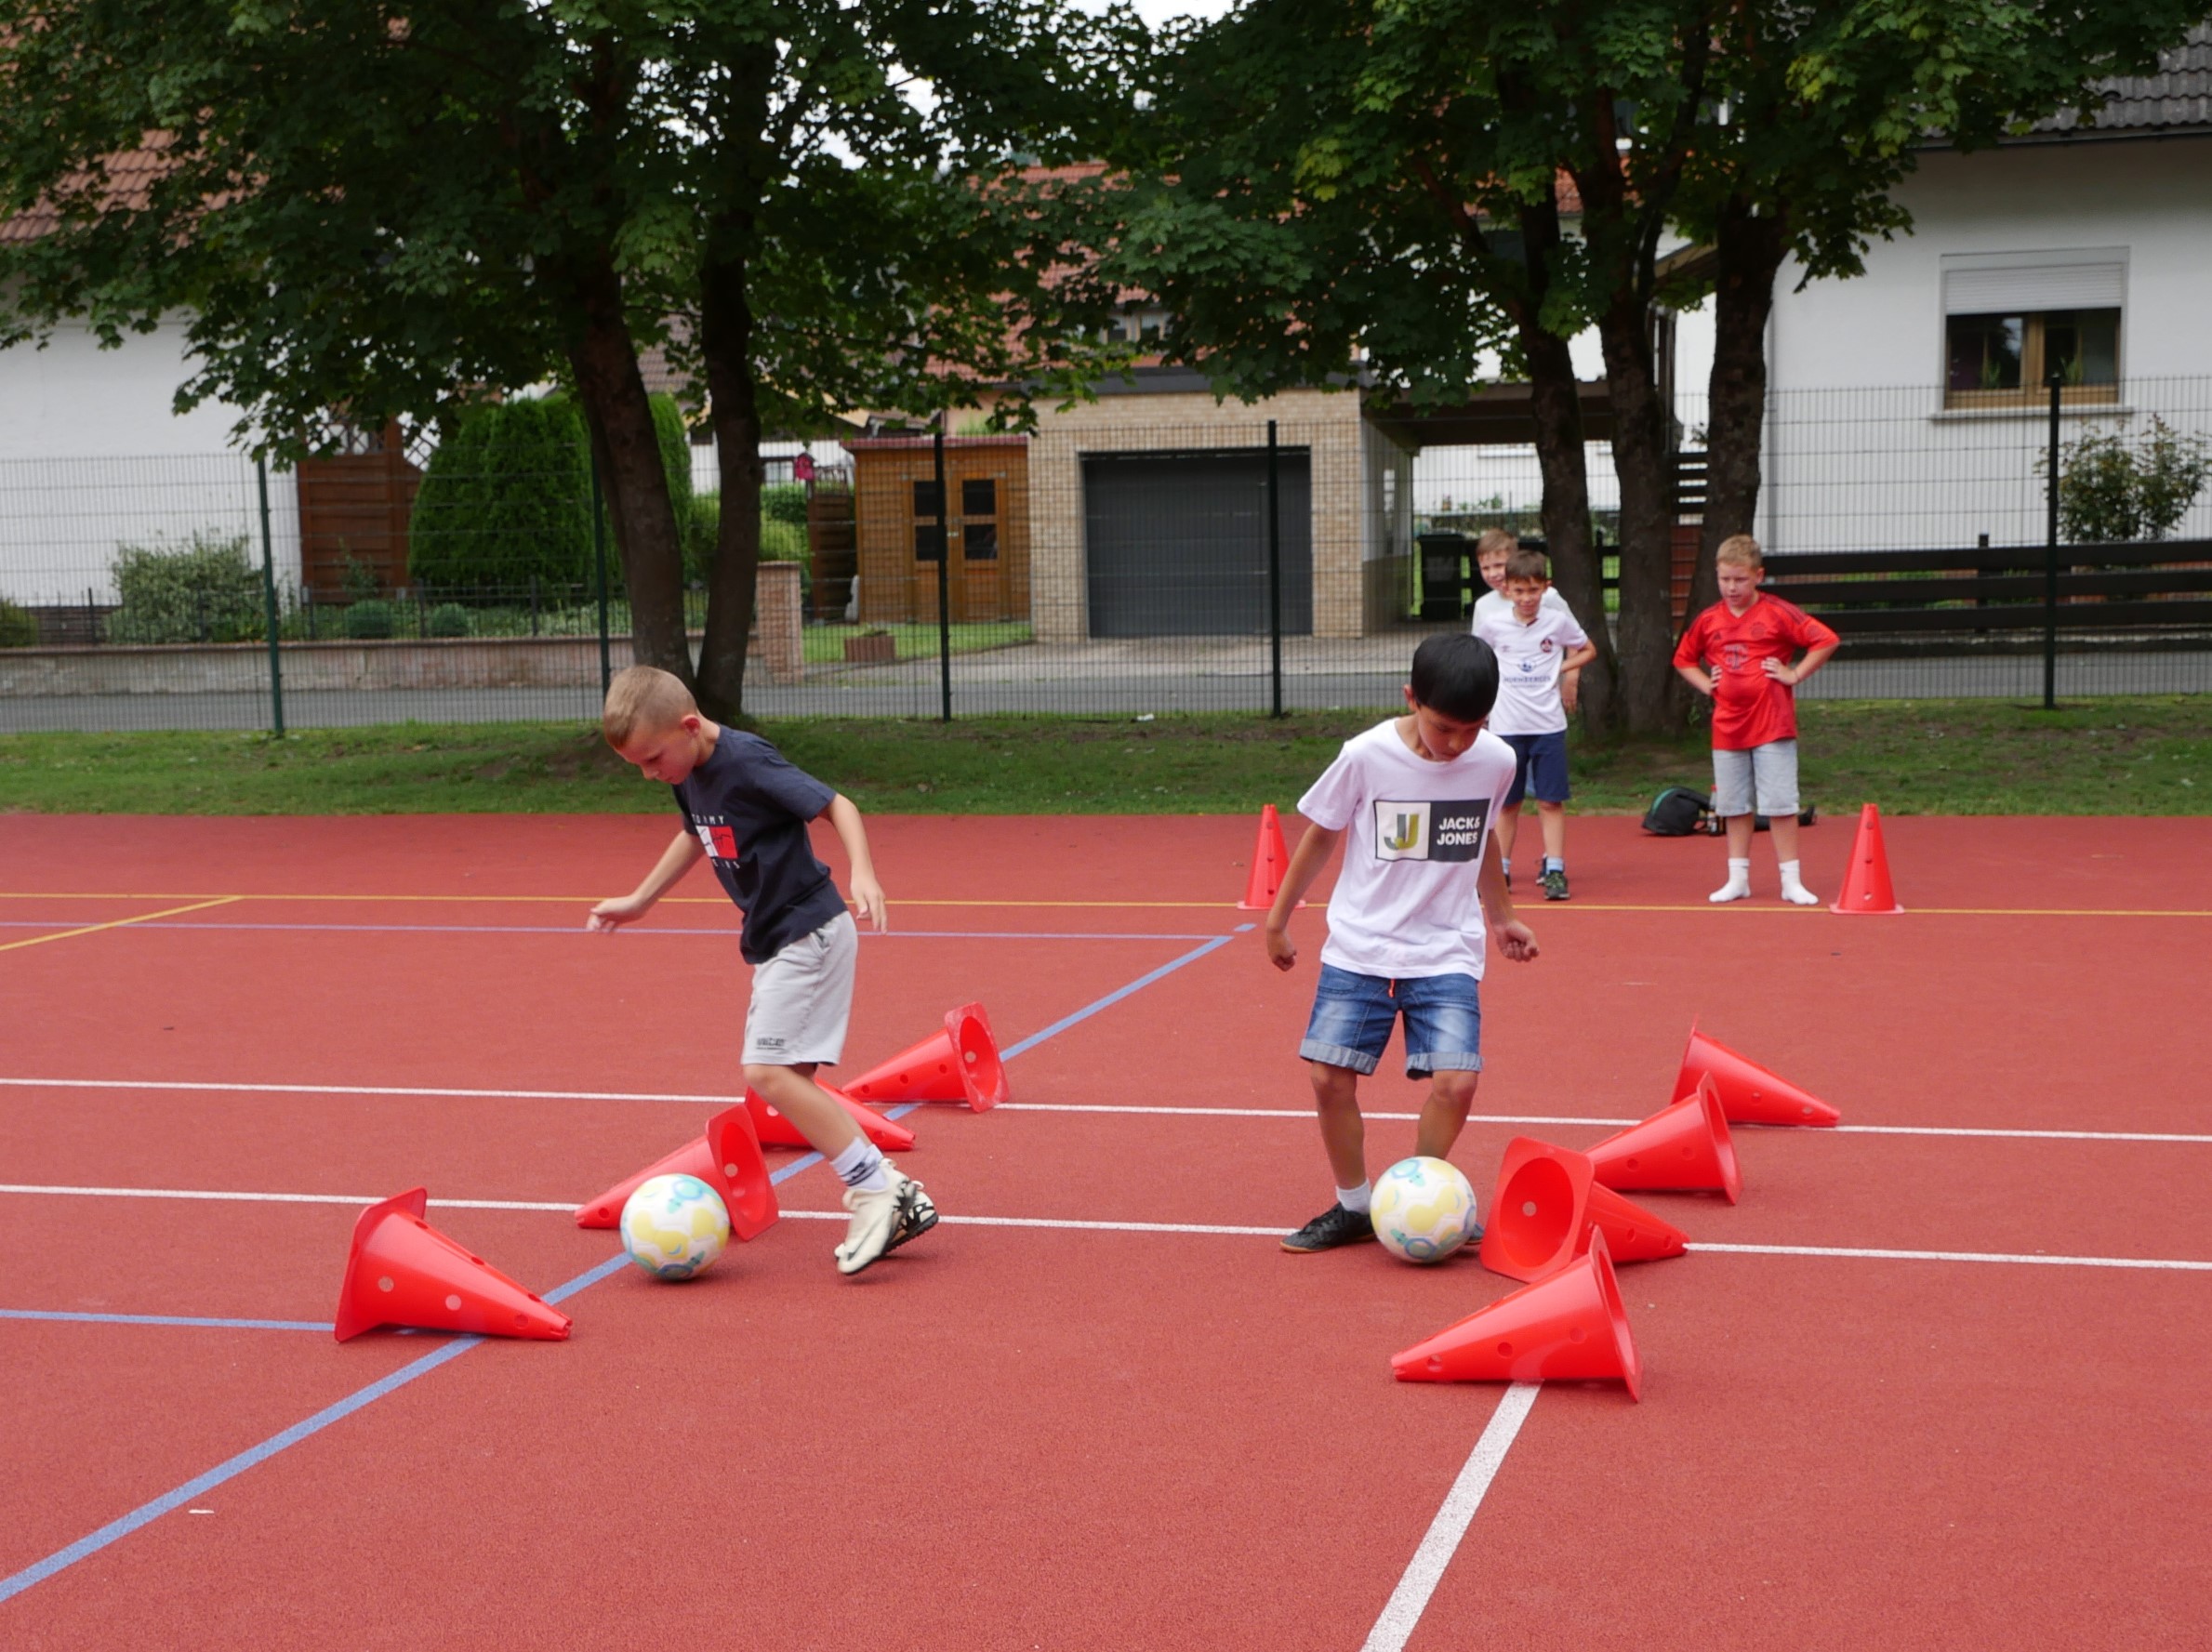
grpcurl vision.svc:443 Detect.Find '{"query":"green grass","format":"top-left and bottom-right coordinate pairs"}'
top-left (1, 696), bottom-right (2205, 816)
top-left (802, 621), bottom-right (1031, 664)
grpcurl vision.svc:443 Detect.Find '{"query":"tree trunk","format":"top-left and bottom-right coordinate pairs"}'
top-left (563, 257), bottom-right (692, 687)
top-left (1507, 192), bottom-right (1617, 731)
top-left (1593, 294), bottom-right (1679, 733)
top-left (1691, 195), bottom-right (1789, 621)
top-left (695, 252), bottom-right (764, 721)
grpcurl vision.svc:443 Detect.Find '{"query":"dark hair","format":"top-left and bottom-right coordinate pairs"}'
top-left (1503, 548), bottom-right (1549, 583)
top-left (1409, 633), bottom-right (1499, 721)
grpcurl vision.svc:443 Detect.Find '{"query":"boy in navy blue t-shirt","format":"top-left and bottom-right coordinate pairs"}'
top-left (587, 666), bottom-right (935, 1275)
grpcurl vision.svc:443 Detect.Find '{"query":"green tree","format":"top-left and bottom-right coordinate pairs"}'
top-left (0, 0), bottom-right (1132, 715)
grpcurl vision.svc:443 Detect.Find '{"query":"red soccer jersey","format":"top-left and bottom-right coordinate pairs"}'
top-left (1674, 594), bottom-right (1839, 750)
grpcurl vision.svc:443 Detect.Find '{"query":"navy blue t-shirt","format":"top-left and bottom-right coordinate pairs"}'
top-left (672, 729), bottom-right (847, 965)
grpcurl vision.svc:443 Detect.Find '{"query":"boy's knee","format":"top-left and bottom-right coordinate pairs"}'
top-left (1429, 1069), bottom-right (1478, 1108)
top-left (1309, 1063), bottom-right (1360, 1107)
top-left (743, 1062), bottom-right (815, 1093)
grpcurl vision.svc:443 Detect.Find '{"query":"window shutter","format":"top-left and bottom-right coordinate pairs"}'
top-left (1943, 258), bottom-right (2125, 315)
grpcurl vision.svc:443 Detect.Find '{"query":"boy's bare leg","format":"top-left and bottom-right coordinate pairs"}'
top-left (1769, 813), bottom-right (1800, 865)
top-left (1724, 813), bottom-right (1755, 859)
top-left (1495, 802), bottom-right (1521, 869)
top-left (744, 1062), bottom-right (862, 1156)
top-left (1310, 1061), bottom-right (1367, 1190)
top-left (1413, 1069), bottom-right (1479, 1160)
top-left (1536, 800), bottom-right (1567, 862)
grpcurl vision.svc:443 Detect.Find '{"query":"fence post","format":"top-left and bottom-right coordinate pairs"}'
top-left (1267, 419), bottom-right (1283, 718)
top-left (2043, 370), bottom-right (2060, 709)
top-left (591, 450), bottom-right (612, 700)
top-left (257, 457), bottom-right (285, 736)
top-left (934, 414), bottom-right (953, 722)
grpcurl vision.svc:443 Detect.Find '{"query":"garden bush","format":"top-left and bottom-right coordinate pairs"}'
top-left (762, 482), bottom-right (810, 526)
top-left (427, 603), bottom-right (473, 638)
top-left (2056, 416), bottom-right (2212, 544)
top-left (344, 600), bottom-right (399, 640)
top-left (0, 598), bottom-right (38, 648)
top-left (408, 393), bottom-right (694, 593)
top-left (107, 533), bottom-right (265, 644)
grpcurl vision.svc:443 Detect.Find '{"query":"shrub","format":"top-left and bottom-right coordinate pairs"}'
top-left (762, 482), bottom-right (810, 526)
top-left (107, 533), bottom-right (265, 644)
top-left (408, 392), bottom-right (694, 593)
top-left (0, 599), bottom-right (37, 648)
top-left (683, 493), bottom-right (721, 585)
top-left (344, 600), bottom-right (399, 640)
top-left (2056, 416), bottom-right (2212, 544)
top-left (427, 603), bottom-right (473, 639)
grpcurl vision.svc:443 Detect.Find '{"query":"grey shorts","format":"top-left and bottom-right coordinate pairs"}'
top-left (744, 911), bottom-right (858, 1066)
top-left (1712, 740), bottom-right (1800, 818)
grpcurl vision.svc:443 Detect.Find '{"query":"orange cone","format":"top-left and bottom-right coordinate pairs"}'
top-left (1237, 804), bottom-right (1304, 911)
top-left (336, 1188), bottom-right (571, 1342)
top-left (1831, 803), bottom-right (1904, 915)
top-left (1585, 1077), bottom-right (1742, 1203)
top-left (573, 1103), bottom-right (780, 1238)
top-left (841, 1003), bottom-right (1007, 1112)
top-left (1478, 1137), bottom-right (1689, 1283)
top-left (745, 1085), bottom-right (916, 1153)
top-left (1392, 1227), bottom-right (1641, 1398)
top-left (1674, 1019), bottom-right (1840, 1127)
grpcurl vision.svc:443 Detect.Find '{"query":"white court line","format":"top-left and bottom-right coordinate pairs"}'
top-left (7, 1078), bottom-right (2207, 1143)
top-left (1361, 1383), bottom-right (1541, 1652)
top-left (5, 1184), bottom-right (2209, 1270)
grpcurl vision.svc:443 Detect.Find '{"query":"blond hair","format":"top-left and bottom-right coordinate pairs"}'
top-left (1475, 528), bottom-right (1519, 560)
top-left (603, 665), bottom-right (697, 746)
top-left (1715, 534), bottom-right (1764, 570)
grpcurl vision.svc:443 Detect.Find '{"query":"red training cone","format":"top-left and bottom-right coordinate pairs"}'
top-left (336, 1188), bottom-right (571, 1343)
top-left (1237, 803), bottom-right (1304, 911)
top-left (1674, 1019), bottom-right (1840, 1127)
top-left (1392, 1227), bottom-right (1641, 1399)
top-left (841, 1003), bottom-right (1007, 1112)
top-left (745, 1084), bottom-right (916, 1153)
top-left (573, 1103), bottom-right (779, 1238)
top-left (1585, 1077), bottom-right (1742, 1204)
top-left (1478, 1137), bottom-right (1689, 1283)
top-left (1832, 802), bottom-right (1904, 915)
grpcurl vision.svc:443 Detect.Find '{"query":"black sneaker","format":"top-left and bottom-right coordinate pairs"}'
top-left (1541, 867), bottom-right (1570, 901)
top-left (886, 1172), bottom-right (938, 1254)
top-left (1280, 1203), bottom-right (1375, 1253)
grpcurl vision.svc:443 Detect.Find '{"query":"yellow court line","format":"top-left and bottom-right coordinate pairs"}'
top-left (0, 896), bottom-right (245, 954)
top-left (2, 892), bottom-right (2209, 919)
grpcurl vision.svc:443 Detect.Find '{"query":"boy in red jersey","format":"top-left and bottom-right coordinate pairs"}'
top-left (1673, 535), bottom-right (1839, 905)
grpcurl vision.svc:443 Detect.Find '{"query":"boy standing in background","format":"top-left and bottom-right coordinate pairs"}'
top-left (1673, 536), bottom-right (1839, 905)
top-left (1475, 548), bottom-right (1596, 901)
top-left (1472, 529), bottom-right (1587, 887)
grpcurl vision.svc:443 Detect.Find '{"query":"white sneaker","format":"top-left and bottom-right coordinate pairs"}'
top-left (1709, 879), bottom-right (1751, 904)
top-left (1780, 882), bottom-right (1821, 906)
top-left (834, 1162), bottom-right (935, 1275)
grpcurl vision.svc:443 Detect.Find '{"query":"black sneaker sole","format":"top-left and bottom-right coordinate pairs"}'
top-left (883, 1183), bottom-right (938, 1255)
top-left (1279, 1228), bottom-right (1377, 1254)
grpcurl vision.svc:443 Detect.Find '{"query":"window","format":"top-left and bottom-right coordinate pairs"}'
top-left (1940, 251), bottom-right (2125, 409)
top-left (963, 522), bottom-right (999, 561)
top-left (914, 522), bottom-right (946, 562)
top-left (911, 479), bottom-right (942, 517)
top-left (961, 478), bottom-right (996, 517)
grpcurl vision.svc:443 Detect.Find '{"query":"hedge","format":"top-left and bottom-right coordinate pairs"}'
top-left (107, 534), bottom-right (265, 644)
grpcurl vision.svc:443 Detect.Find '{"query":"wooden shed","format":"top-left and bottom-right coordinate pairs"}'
top-left (844, 436), bottom-right (1029, 625)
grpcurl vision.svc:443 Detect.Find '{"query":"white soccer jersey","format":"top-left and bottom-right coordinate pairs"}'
top-left (1474, 601), bottom-right (1590, 736)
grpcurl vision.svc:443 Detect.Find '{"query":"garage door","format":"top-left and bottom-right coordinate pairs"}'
top-left (1082, 451), bottom-right (1313, 637)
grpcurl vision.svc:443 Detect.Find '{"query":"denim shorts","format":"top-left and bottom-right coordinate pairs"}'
top-left (1300, 965), bottom-right (1482, 1078)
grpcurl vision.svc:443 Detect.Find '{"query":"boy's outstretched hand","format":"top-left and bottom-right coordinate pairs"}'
top-left (850, 871), bottom-right (889, 932)
top-left (586, 894), bottom-right (651, 932)
top-left (1494, 919), bottom-right (1540, 962)
top-left (1265, 924), bottom-right (1298, 971)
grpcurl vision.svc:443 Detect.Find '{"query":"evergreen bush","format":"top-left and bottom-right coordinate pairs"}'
top-left (107, 533), bottom-right (264, 643)
top-left (0, 599), bottom-right (37, 648)
top-left (427, 602), bottom-right (473, 638)
top-left (344, 600), bottom-right (399, 640)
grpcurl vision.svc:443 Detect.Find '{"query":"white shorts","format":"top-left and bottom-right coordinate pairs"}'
top-left (1712, 740), bottom-right (1800, 818)
top-left (743, 911), bottom-right (857, 1066)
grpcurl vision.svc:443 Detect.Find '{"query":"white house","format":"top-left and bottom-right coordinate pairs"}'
top-left (1749, 27), bottom-right (2212, 553)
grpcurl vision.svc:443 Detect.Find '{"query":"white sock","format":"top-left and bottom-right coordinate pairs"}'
top-left (1778, 859), bottom-right (1819, 905)
top-left (831, 1136), bottom-right (889, 1195)
top-left (1336, 1181), bottom-right (1372, 1214)
top-left (1501, 857), bottom-right (1511, 878)
top-left (1543, 857), bottom-right (1564, 874)
top-left (1710, 857), bottom-right (1752, 904)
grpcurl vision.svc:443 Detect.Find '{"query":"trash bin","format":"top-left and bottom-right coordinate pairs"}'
top-left (1418, 533), bottom-right (1472, 622)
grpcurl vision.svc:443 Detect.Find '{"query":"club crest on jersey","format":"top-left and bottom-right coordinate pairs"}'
top-left (696, 823), bottom-right (739, 860)
top-left (1373, 798), bottom-right (1490, 862)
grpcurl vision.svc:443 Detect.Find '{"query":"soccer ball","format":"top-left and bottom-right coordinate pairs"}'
top-left (1371, 1156), bottom-right (1479, 1264)
top-left (619, 1173), bottom-right (731, 1280)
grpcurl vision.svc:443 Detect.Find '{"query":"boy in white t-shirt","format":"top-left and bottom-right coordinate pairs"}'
top-left (1263, 633), bottom-right (1542, 1253)
top-left (1474, 548), bottom-right (1596, 901)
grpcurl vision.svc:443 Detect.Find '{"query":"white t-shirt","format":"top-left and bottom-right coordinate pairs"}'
top-left (1474, 599), bottom-right (1590, 736)
top-left (1296, 720), bottom-right (1517, 980)
top-left (1474, 587), bottom-right (1574, 628)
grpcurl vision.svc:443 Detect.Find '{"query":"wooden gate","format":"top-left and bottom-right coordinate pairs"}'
top-left (295, 424), bottom-right (421, 597)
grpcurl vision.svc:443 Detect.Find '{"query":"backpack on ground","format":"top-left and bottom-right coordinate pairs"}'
top-left (1641, 786), bottom-right (1713, 837)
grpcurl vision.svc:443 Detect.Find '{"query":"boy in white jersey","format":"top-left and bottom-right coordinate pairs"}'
top-left (1472, 531), bottom-right (1586, 888)
top-left (1474, 548), bottom-right (1596, 901)
top-left (1263, 634), bottom-right (1542, 1253)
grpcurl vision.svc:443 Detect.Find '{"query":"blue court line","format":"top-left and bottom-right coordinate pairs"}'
top-left (0, 1309), bottom-right (331, 1332)
top-left (0, 927), bottom-right (1246, 1606)
top-left (0, 919), bottom-right (1217, 942)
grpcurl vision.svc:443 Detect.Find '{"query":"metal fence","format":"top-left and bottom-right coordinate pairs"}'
top-left (3, 377), bottom-right (2209, 733)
